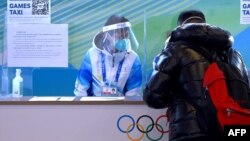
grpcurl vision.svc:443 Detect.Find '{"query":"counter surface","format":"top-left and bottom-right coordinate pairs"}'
top-left (0, 96), bottom-right (144, 105)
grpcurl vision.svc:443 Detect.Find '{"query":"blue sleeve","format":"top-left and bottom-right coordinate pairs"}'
top-left (125, 56), bottom-right (142, 91)
top-left (77, 51), bottom-right (92, 90)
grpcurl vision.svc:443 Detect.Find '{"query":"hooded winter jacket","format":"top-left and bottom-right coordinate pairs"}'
top-left (143, 23), bottom-right (249, 141)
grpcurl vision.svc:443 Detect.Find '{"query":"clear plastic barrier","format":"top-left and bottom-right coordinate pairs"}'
top-left (0, 0), bottom-right (249, 98)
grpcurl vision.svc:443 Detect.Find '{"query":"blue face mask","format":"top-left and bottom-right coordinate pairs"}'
top-left (115, 39), bottom-right (128, 52)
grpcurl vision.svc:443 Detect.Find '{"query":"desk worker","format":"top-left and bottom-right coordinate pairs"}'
top-left (74, 15), bottom-right (142, 97)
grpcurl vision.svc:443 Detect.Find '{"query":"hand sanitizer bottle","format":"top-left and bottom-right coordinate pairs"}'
top-left (12, 69), bottom-right (23, 97)
top-left (1, 68), bottom-right (9, 97)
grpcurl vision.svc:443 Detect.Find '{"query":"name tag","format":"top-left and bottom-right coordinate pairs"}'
top-left (102, 86), bottom-right (117, 96)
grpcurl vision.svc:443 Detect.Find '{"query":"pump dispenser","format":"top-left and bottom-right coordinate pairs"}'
top-left (12, 69), bottom-right (23, 97)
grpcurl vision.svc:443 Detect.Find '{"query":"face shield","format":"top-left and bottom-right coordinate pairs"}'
top-left (102, 22), bottom-right (139, 54)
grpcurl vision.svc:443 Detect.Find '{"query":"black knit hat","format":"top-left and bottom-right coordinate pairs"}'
top-left (177, 10), bottom-right (206, 26)
top-left (104, 15), bottom-right (129, 26)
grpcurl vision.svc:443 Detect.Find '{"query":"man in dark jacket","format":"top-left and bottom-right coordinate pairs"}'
top-left (143, 10), bottom-right (249, 141)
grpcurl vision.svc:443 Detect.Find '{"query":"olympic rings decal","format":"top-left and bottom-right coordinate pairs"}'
top-left (117, 114), bottom-right (169, 141)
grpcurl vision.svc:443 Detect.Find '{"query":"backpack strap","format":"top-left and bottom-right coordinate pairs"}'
top-left (176, 41), bottom-right (215, 63)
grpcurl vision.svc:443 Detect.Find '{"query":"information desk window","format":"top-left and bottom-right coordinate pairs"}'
top-left (1, 1), bottom-right (249, 98)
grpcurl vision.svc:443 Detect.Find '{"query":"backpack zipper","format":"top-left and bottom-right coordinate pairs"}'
top-left (203, 86), bottom-right (208, 99)
top-left (226, 108), bottom-right (250, 117)
top-left (226, 108), bottom-right (233, 117)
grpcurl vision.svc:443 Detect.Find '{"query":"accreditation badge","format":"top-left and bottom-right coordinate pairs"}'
top-left (102, 86), bottom-right (117, 96)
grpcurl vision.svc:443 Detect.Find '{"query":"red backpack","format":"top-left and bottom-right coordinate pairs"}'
top-left (185, 41), bottom-right (250, 130)
top-left (204, 62), bottom-right (250, 129)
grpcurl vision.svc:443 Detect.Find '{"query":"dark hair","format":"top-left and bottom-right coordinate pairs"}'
top-left (104, 15), bottom-right (129, 26)
top-left (177, 10), bottom-right (206, 25)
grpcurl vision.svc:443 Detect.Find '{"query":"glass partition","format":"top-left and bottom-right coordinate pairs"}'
top-left (0, 0), bottom-right (249, 98)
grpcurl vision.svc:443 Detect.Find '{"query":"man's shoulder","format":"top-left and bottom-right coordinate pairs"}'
top-left (163, 41), bottom-right (189, 52)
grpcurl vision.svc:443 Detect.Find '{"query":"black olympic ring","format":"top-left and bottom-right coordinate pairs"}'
top-left (117, 114), bottom-right (169, 141)
top-left (136, 115), bottom-right (154, 133)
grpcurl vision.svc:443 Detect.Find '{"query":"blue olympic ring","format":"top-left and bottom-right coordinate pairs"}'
top-left (117, 115), bottom-right (135, 133)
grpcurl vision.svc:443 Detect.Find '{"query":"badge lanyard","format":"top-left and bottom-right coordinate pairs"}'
top-left (101, 53), bottom-right (125, 86)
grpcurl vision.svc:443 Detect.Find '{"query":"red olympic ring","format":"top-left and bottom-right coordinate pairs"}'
top-left (156, 115), bottom-right (169, 133)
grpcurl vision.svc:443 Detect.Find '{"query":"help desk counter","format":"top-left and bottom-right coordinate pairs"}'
top-left (0, 96), bottom-right (169, 141)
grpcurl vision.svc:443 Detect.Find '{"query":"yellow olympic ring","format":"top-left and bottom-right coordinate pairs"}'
top-left (126, 123), bottom-right (144, 141)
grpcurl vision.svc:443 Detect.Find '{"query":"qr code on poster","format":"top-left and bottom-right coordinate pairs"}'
top-left (32, 0), bottom-right (49, 15)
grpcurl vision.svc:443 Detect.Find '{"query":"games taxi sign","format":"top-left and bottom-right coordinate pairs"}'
top-left (7, 0), bottom-right (51, 24)
top-left (241, 0), bottom-right (250, 24)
